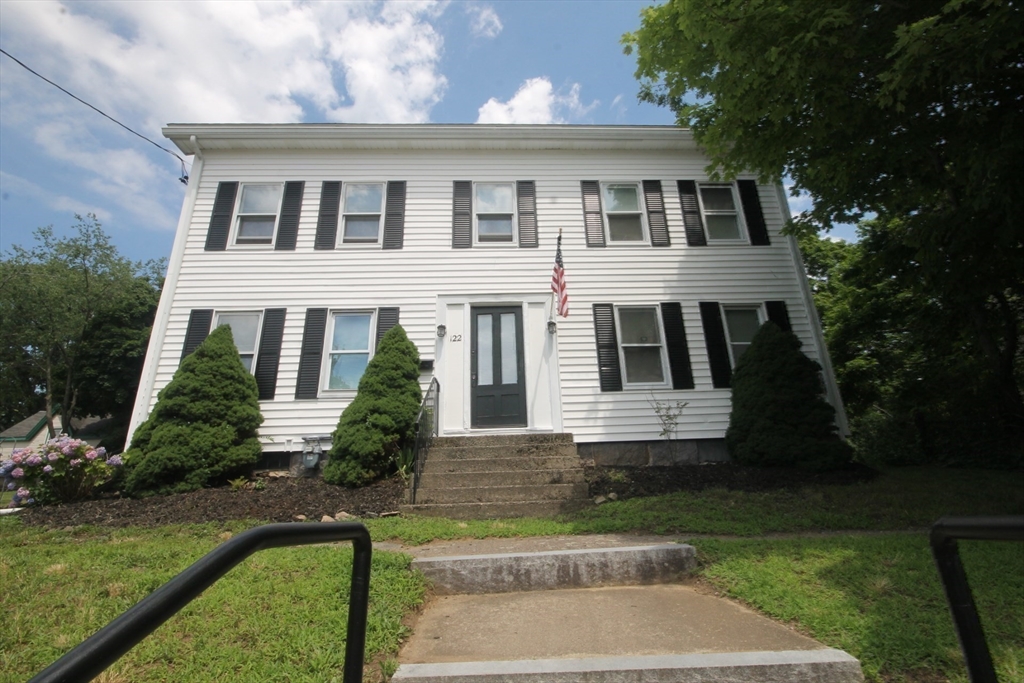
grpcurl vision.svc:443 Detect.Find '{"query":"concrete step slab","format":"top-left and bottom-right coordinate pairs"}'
top-left (413, 544), bottom-right (696, 594)
top-left (400, 499), bottom-right (586, 519)
top-left (393, 650), bottom-right (863, 682)
top-left (433, 434), bottom-right (574, 447)
top-left (418, 469), bottom-right (585, 489)
top-left (422, 456), bottom-right (582, 473)
top-left (427, 443), bottom-right (579, 460)
top-left (415, 483), bottom-right (588, 504)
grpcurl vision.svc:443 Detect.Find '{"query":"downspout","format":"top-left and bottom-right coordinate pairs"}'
top-left (775, 184), bottom-right (850, 436)
top-left (125, 136), bottom-right (206, 449)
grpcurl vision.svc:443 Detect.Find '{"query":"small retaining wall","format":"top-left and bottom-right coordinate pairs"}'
top-left (578, 438), bottom-right (730, 467)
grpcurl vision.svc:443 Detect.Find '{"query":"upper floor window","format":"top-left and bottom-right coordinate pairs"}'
top-left (615, 306), bottom-right (669, 387)
top-left (475, 183), bottom-right (516, 243)
top-left (698, 184), bottom-right (746, 242)
top-left (722, 306), bottom-right (763, 365)
top-left (215, 311), bottom-right (262, 372)
top-left (343, 183), bottom-right (385, 244)
top-left (234, 184), bottom-right (282, 246)
top-left (323, 311), bottom-right (375, 391)
top-left (601, 183), bottom-right (648, 243)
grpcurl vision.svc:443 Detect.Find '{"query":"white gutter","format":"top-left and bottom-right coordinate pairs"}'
top-left (125, 141), bottom-right (205, 449)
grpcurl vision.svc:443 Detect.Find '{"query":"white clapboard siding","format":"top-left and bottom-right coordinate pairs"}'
top-left (129, 128), bottom-right (838, 451)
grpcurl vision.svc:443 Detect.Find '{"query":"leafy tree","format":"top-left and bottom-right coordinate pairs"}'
top-left (124, 325), bottom-right (263, 496)
top-left (0, 216), bottom-right (162, 437)
top-left (725, 322), bottom-right (852, 471)
top-left (323, 326), bottom-right (421, 487)
top-left (625, 0), bottom-right (1023, 445)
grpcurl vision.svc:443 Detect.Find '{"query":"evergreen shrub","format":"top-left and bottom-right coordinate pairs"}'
top-left (725, 322), bottom-right (852, 471)
top-left (124, 325), bottom-right (263, 496)
top-left (323, 325), bottom-right (421, 487)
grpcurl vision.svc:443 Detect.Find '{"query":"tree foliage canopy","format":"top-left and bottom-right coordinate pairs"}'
top-left (0, 216), bottom-right (162, 440)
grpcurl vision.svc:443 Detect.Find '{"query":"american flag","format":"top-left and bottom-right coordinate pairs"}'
top-left (551, 231), bottom-right (569, 317)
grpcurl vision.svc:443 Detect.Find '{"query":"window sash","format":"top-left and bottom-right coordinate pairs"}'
top-left (342, 183), bottom-right (384, 244)
top-left (698, 184), bottom-right (746, 242)
top-left (474, 183), bottom-right (516, 244)
top-left (234, 184), bottom-right (282, 246)
top-left (722, 306), bottom-right (763, 366)
top-left (615, 306), bottom-right (669, 387)
top-left (323, 311), bottom-right (375, 391)
top-left (601, 182), bottom-right (647, 242)
top-left (215, 311), bottom-right (262, 373)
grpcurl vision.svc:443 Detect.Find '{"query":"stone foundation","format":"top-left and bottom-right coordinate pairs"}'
top-left (577, 439), bottom-right (730, 467)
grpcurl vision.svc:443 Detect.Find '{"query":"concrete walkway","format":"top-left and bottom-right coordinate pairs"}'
top-left (387, 534), bottom-right (865, 682)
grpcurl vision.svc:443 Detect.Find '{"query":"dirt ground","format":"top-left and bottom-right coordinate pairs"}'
top-left (14, 462), bottom-right (875, 529)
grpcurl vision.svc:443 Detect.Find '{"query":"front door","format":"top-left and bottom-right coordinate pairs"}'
top-left (471, 306), bottom-right (527, 427)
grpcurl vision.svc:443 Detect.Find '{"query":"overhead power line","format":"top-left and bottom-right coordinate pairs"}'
top-left (0, 47), bottom-right (190, 184)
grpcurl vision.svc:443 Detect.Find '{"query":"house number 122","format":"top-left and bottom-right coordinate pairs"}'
top-left (449, 334), bottom-right (462, 342)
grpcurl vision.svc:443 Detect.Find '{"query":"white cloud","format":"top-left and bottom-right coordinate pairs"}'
top-left (476, 77), bottom-right (598, 124)
top-left (466, 5), bottom-right (503, 39)
top-left (0, 171), bottom-right (113, 222)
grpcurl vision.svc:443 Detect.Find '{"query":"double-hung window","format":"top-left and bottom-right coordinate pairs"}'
top-left (342, 183), bottom-right (385, 244)
top-left (474, 183), bottom-right (516, 243)
top-left (615, 306), bottom-right (669, 386)
top-left (215, 312), bottom-right (262, 372)
top-left (698, 184), bottom-right (746, 242)
top-left (722, 306), bottom-right (763, 366)
top-left (234, 184), bottom-right (283, 246)
top-left (324, 311), bottom-right (375, 391)
top-left (602, 183), bottom-right (647, 243)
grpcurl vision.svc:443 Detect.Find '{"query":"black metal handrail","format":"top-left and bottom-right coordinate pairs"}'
top-left (31, 522), bottom-right (373, 683)
top-left (930, 515), bottom-right (1024, 683)
top-left (410, 377), bottom-right (439, 504)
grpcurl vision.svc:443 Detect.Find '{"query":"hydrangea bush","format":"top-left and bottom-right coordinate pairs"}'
top-left (0, 436), bottom-right (123, 507)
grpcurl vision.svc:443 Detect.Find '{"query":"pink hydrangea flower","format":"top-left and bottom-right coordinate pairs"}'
top-left (11, 468), bottom-right (24, 479)
top-left (48, 452), bottom-right (60, 462)
top-left (26, 454), bottom-right (43, 466)
top-left (69, 459), bottom-right (82, 469)
top-left (85, 450), bottom-right (98, 461)
top-left (43, 465), bottom-right (54, 474)
top-left (11, 453), bottom-right (23, 465)
top-left (16, 487), bottom-right (29, 498)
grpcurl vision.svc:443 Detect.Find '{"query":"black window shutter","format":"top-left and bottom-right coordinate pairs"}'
top-left (644, 180), bottom-right (670, 247)
top-left (738, 180), bottom-right (770, 245)
top-left (452, 181), bottom-right (472, 248)
top-left (516, 181), bottom-right (538, 248)
top-left (181, 309), bottom-right (213, 361)
top-left (205, 182), bottom-right (237, 251)
top-left (382, 181), bottom-right (407, 250)
top-left (254, 308), bottom-right (286, 400)
top-left (677, 180), bottom-right (707, 247)
top-left (580, 181), bottom-right (605, 247)
top-left (314, 181), bottom-right (341, 250)
top-left (375, 307), bottom-right (400, 348)
top-left (699, 302), bottom-right (732, 388)
top-left (660, 302), bottom-right (695, 390)
top-left (295, 308), bottom-right (328, 399)
top-left (275, 181), bottom-right (304, 251)
top-left (765, 300), bottom-right (792, 332)
top-left (592, 304), bottom-right (623, 392)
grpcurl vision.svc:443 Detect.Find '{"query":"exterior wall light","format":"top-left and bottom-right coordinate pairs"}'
top-left (437, 324), bottom-right (447, 338)
top-left (547, 320), bottom-right (557, 335)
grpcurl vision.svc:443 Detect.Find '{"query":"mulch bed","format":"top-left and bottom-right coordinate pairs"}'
top-left (13, 463), bottom-right (876, 529)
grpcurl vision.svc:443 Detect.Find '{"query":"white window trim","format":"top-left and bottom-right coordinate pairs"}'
top-left (473, 181), bottom-right (518, 247)
top-left (614, 305), bottom-right (671, 389)
top-left (697, 183), bottom-right (748, 244)
top-left (601, 181), bottom-right (649, 245)
top-left (341, 182), bottom-right (386, 247)
top-left (214, 310), bottom-right (263, 374)
top-left (320, 309), bottom-right (377, 393)
top-left (231, 183), bottom-right (283, 249)
top-left (721, 304), bottom-right (765, 367)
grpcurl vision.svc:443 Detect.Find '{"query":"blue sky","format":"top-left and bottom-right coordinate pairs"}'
top-left (0, 0), bottom-right (838, 265)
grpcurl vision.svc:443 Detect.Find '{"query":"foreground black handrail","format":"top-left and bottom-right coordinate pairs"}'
top-left (930, 515), bottom-right (1024, 683)
top-left (410, 377), bottom-right (439, 504)
top-left (31, 522), bottom-right (372, 683)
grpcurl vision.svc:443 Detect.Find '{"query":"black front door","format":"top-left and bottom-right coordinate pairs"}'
top-left (471, 306), bottom-right (527, 427)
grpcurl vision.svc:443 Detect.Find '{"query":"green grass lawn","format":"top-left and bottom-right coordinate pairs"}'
top-left (1, 466), bottom-right (1021, 682)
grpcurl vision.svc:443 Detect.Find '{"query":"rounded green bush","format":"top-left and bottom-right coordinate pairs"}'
top-left (725, 322), bottom-right (852, 471)
top-left (323, 325), bottom-right (421, 487)
top-left (124, 325), bottom-right (264, 496)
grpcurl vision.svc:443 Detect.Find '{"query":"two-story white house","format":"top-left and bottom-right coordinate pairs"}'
top-left (127, 124), bottom-right (845, 470)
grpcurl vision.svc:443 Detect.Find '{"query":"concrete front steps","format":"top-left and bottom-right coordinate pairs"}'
top-left (393, 543), bottom-right (865, 683)
top-left (401, 434), bottom-right (589, 519)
